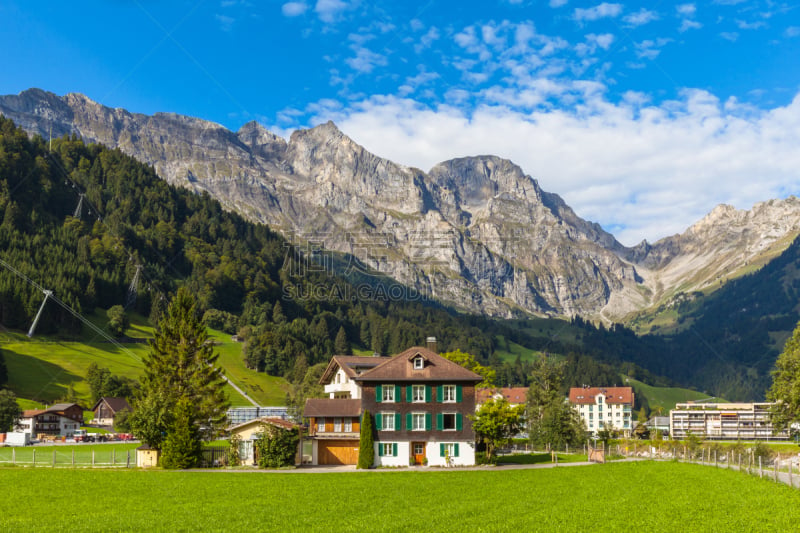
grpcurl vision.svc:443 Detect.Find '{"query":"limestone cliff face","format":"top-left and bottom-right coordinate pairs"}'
top-left (3, 89), bottom-right (799, 320)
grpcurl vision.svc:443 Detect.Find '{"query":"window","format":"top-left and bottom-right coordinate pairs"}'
top-left (344, 418), bottom-right (352, 432)
top-left (440, 443), bottom-right (459, 458)
top-left (317, 418), bottom-right (325, 433)
top-left (336, 373), bottom-right (340, 384)
top-left (382, 385), bottom-right (395, 403)
top-left (442, 385), bottom-right (456, 403)
top-left (382, 412), bottom-right (395, 431)
top-left (413, 357), bottom-right (424, 370)
top-left (412, 413), bottom-right (426, 431)
top-left (597, 396), bottom-right (603, 404)
top-left (588, 405), bottom-right (593, 412)
top-left (380, 443), bottom-right (397, 457)
top-left (334, 418), bottom-right (342, 432)
top-left (441, 413), bottom-right (457, 430)
top-left (412, 384), bottom-right (425, 403)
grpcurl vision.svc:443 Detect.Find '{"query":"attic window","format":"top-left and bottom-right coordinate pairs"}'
top-left (413, 357), bottom-right (424, 370)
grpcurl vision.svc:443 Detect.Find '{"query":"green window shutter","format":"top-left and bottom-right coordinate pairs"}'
top-left (406, 385), bottom-right (412, 403)
top-left (436, 385), bottom-right (443, 403)
top-left (456, 413), bottom-right (463, 431)
top-left (436, 413), bottom-right (443, 431)
top-left (378, 443), bottom-right (384, 457)
top-left (456, 385), bottom-right (463, 403)
top-left (395, 413), bottom-right (401, 431)
top-left (440, 443), bottom-right (445, 457)
top-left (425, 385), bottom-right (431, 403)
top-left (376, 384), bottom-right (382, 403)
top-left (425, 412), bottom-right (431, 431)
top-left (395, 385), bottom-right (401, 402)
top-left (454, 443), bottom-right (460, 457)
top-left (393, 443), bottom-right (398, 457)
top-left (375, 413), bottom-right (383, 431)
top-left (406, 413), bottom-right (412, 430)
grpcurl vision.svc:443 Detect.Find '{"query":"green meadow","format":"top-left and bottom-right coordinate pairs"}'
top-left (2, 462), bottom-right (800, 531)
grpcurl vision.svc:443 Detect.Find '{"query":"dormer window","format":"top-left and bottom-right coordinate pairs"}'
top-left (413, 357), bottom-right (424, 370)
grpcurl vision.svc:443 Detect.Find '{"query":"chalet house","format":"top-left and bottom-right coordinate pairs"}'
top-left (17, 403), bottom-right (84, 439)
top-left (305, 345), bottom-right (483, 467)
top-left (91, 397), bottom-right (132, 427)
top-left (569, 386), bottom-right (634, 437)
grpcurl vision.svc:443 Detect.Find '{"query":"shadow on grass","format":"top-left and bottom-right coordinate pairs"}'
top-left (3, 349), bottom-right (81, 403)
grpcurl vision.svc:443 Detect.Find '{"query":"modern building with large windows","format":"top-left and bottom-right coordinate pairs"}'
top-left (669, 402), bottom-right (790, 440)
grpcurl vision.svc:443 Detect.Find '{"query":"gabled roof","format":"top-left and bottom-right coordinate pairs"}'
top-left (353, 346), bottom-right (483, 383)
top-left (477, 387), bottom-right (529, 405)
top-left (91, 397), bottom-right (132, 414)
top-left (303, 398), bottom-right (361, 418)
top-left (22, 409), bottom-right (45, 418)
top-left (48, 403), bottom-right (81, 412)
top-left (228, 416), bottom-right (298, 433)
top-left (569, 387), bottom-right (634, 405)
top-left (319, 355), bottom-right (384, 384)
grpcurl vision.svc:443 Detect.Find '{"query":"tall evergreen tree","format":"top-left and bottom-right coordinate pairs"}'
top-left (129, 288), bottom-right (229, 449)
top-left (334, 326), bottom-right (350, 354)
top-left (160, 396), bottom-right (203, 469)
top-left (357, 410), bottom-right (374, 469)
top-left (0, 389), bottom-right (22, 432)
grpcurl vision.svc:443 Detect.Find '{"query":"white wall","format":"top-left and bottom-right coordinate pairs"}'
top-left (426, 441), bottom-right (476, 467)
top-left (373, 441), bottom-right (411, 467)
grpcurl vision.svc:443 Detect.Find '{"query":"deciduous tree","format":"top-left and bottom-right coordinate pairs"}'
top-left (0, 389), bottom-right (22, 432)
top-left (471, 397), bottom-right (525, 462)
top-left (768, 320), bottom-right (800, 436)
top-left (440, 349), bottom-right (495, 388)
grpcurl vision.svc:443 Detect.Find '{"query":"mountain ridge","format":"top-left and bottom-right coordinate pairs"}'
top-left (2, 88), bottom-right (799, 323)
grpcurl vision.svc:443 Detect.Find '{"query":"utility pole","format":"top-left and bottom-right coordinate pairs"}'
top-left (27, 290), bottom-right (53, 338)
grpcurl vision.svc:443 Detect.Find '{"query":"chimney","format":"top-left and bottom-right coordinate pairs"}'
top-left (426, 336), bottom-right (437, 352)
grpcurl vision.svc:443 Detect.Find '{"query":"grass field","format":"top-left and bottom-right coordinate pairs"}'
top-left (0, 311), bottom-right (290, 407)
top-left (624, 376), bottom-right (714, 413)
top-left (2, 462), bottom-right (800, 530)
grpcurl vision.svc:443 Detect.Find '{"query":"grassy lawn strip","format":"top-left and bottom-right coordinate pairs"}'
top-left (2, 462), bottom-right (800, 530)
top-left (495, 452), bottom-right (588, 464)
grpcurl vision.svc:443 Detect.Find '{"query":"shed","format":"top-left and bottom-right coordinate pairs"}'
top-left (136, 444), bottom-right (160, 468)
top-left (92, 397), bottom-right (132, 427)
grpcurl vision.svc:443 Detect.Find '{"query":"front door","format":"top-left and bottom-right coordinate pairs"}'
top-left (412, 442), bottom-right (426, 465)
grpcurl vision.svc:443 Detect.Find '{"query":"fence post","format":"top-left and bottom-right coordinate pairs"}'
top-left (33, 448), bottom-right (36, 466)
top-left (72, 449), bottom-right (75, 467)
top-left (12, 447), bottom-right (15, 465)
top-left (790, 460), bottom-right (793, 488)
top-left (52, 449), bottom-right (56, 468)
top-left (113, 449), bottom-right (116, 466)
top-left (127, 450), bottom-right (131, 468)
top-left (774, 461), bottom-right (778, 483)
top-left (92, 450), bottom-right (95, 467)
top-left (759, 456), bottom-right (762, 478)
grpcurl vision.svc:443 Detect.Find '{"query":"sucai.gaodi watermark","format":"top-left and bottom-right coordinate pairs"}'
top-left (282, 280), bottom-right (434, 303)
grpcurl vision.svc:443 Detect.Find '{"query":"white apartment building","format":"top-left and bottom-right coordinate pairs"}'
top-left (670, 402), bottom-right (790, 440)
top-left (569, 386), bottom-right (634, 437)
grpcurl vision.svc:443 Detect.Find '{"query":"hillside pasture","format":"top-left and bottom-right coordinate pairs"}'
top-left (2, 462), bottom-right (800, 530)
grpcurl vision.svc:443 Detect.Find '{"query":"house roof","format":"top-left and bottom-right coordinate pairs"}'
top-left (353, 346), bottom-right (483, 383)
top-left (303, 398), bottom-right (362, 418)
top-left (91, 397), bottom-right (132, 414)
top-left (48, 403), bottom-right (80, 411)
top-left (477, 387), bottom-right (529, 405)
top-left (228, 416), bottom-right (298, 433)
top-left (569, 387), bottom-right (634, 405)
top-left (319, 355), bottom-right (385, 384)
top-left (22, 409), bottom-right (45, 418)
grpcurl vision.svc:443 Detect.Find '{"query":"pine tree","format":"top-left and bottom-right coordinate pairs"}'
top-left (160, 396), bottom-right (203, 469)
top-left (357, 410), bottom-right (374, 469)
top-left (334, 326), bottom-right (350, 354)
top-left (129, 288), bottom-right (229, 449)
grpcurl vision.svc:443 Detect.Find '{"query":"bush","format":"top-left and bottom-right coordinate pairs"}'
top-left (752, 442), bottom-right (775, 465)
top-left (475, 452), bottom-right (496, 465)
top-left (255, 425), bottom-right (299, 468)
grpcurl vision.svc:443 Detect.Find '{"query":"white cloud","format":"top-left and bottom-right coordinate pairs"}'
top-left (550, 0), bottom-right (569, 7)
top-left (415, 26), bottom-right (441, 54)
top-left (307, 89), bottom-right (800, 246)
top-left (679, 19), bottom-right (703, 32)
top-left (346, 46), bottom-right (387, 73)
top-left (587, 33), bottom-right (614, 50)
top-left (736, 19), bottom-right (767, 30)
top-left (315, 0), bottom-right (350, 23)
top-left (676, 4), bottom-right (696, 16)
top-left (215, 14), bottom-right (235, 31)
top-left (573, 3), bottom-right (623, 23)
top-left (635, 38), bottom-right (672, 60)
top-left (623, 9), bottom-right (659, 27)
top-left (786, 26), bottom-right (800, 38)
top-left (282, 2), bottom-right (308, 17)
top-left (720, 31), bottom-right (739, 42)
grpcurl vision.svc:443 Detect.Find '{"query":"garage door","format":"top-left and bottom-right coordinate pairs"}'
top-left (319, 440), bottom-right (359, 465)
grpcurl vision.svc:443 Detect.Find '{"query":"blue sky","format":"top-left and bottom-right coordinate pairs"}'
top-left (1, 1), bottom-right (799, 245)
